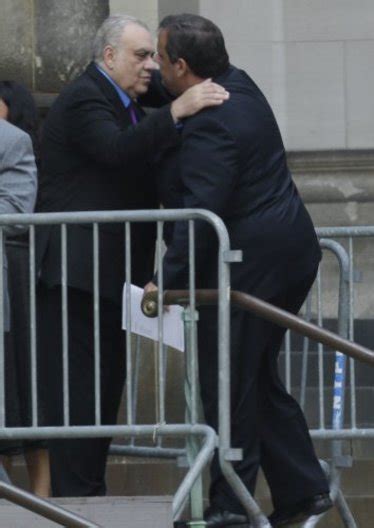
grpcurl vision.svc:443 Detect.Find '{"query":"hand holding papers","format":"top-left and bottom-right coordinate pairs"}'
top-left (122, 283), bottom-right (185, 352)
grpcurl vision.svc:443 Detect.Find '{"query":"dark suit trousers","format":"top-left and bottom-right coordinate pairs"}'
top-left (37, 283), bottom-right (126, 497)
top-left (197, 268), bottom-right (329, 514)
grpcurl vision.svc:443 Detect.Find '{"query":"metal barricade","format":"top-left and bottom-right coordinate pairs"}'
top-left (0, 209), bottom-right (230, 527)
top-left (141, 235), bottom-right (374, 528)
top-left (116, 234), bottom-right (369, 528)
top-left (315, 226), bottom-right (374, 440)
top-left (281, 238), bottom-right (354, 528)
top-left (0, 210), bottom-right (373, 528)
top-left (142, 283), bottom-right (374, 528)
top-left (317, 228), bottom-right (374, 528)
top-left (279, 228), bottom-right (374, 528)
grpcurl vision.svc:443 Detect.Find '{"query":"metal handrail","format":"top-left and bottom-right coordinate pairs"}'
top-left (0, 209), bottom-right (231, 526)
top-left (0, 481), bottom-right (100, 527)
top-left (142, 289), bottom-right (374, 366)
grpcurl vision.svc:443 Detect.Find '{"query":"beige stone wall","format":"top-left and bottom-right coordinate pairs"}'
top-left (199, 0), bottom-right (374, 151)
top-left (109, 0), bottom-right (374, 151)
top-left (3, 0), bottom-right (373, 150)
top-left (109, 0), bottom-right (159, 34)
top-left (109, 0), bottom-right (199, 34)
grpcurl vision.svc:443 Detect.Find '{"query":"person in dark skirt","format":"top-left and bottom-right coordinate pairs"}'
top-left (0, 80), bottom-right (50, 496)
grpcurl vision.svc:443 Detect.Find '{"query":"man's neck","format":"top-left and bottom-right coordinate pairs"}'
top-left (179, 74), bottom-right (207, 94)
top-left (96, 62), bottom-right (112, 79)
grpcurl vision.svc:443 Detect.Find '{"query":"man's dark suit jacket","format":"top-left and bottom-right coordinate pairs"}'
top-left (153, 67), bottom-right (327, 511)
top-left (155, 65), bottom-right (321, 298)
top-left (36, 62), bottom-right (180, 304)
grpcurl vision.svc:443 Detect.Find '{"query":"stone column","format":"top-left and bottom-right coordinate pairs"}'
top-left (0, 0), bottom-right (35, 87)
top-left (0, 0), bottom-right (109, 93)
top-left (35, 0), bottom-right (109, 92)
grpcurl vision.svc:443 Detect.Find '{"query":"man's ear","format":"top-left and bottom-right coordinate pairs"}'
top-left (103, 45), bottom-right (115, 70)
top-left (175, 58), bottom-right (189, 78)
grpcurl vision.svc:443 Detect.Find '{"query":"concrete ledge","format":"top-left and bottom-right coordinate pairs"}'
top-left (288, 150), bottom-right (374, 174)
top-left (288, 150), bottom-right (374, 203)
top-left (0, 495), bottom-right (173, 527)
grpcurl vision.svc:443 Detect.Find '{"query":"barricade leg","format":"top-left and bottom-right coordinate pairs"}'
top-left (334, 489), bottom-right (357, 528)
top-left (321, 240), bottom-right (356, 528)
top-left (183, 307), bottom-right (206, 526)
top-left (303, 240), bottom-right (357, 528)
top-left (0, 462), bottom-right (11, 484)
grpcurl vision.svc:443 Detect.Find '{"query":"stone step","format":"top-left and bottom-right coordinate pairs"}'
top-left (257, 496), bottom-right (373, 528)
top-left (291, 386), bottom-right (374, 428)
top-left (6, 455), bottom-right (374, 527)
top-left (341, 459), bottom-right (374, 495)
top-left (6, 456), bottom-right (185, 499)
top-left (8, 440), bottom-right (374, 498)
top-left (0, 496), bottom-right (173, 527)
top-left (106, 457), bottom-right (186, 496)
top-left (106, 453), bottom-right (374, 502)
top-left (255, 459), bottom-right (374, 498)
top-left (2, 492), bottom-right (369, 528)
top-left (118, 341), bottom-right (374, 430)
top-left (346, 438), bottom-right (374, 458)
top-left (312, 438), bottom-right (374, 460)
top-left (278, 349), bottom-right (374, 387)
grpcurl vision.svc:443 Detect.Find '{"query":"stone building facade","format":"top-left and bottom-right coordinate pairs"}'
top-left (1, 0), bottom-right (374, 315)
top-left (2, 0), bottom-right (373, 152)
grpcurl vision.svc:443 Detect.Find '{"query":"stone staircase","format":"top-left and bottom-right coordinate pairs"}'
top-left (8, 451), bottom-right (369, 527)
top-left (254, 442), bottom-right (374, 527)
top-left (0, 495), bottom-right (173, 527)
top-left (276, 342), bottom-right (374, 528)
top-left (2, 339), bottom-right (373, 527)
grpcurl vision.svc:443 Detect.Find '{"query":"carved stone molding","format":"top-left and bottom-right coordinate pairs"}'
top-left (288, 150), bottom-right (374, 203)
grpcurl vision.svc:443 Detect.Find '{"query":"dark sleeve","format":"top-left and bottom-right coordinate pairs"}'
top-left (66, 86), bottom-right (179, 168)
top-left (156, 114), bottom-right (239, 289)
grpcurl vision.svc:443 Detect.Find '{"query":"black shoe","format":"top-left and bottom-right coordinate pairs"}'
top-left (268, 493), bottom-right (333, 527)
top-left (204, 504), bottom-right (250, 527)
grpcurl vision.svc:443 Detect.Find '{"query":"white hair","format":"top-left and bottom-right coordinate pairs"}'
top-left (93, 15), bottom-right (149, 65)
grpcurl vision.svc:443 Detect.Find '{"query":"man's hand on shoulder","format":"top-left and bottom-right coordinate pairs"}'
top-left (170, 79), bottom-right (229, 123)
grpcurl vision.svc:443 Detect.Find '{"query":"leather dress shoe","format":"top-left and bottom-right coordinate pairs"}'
top-left (268, 493), bottom-right (333, 527)
top-left (204, 505), bottom-right (250, 527)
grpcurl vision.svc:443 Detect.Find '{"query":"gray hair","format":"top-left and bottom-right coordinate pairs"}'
top-left (93, 15), bottom-right (150, 65)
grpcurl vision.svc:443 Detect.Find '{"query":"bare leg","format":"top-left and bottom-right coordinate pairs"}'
top-left (25, 449), bottom-right (51, 497)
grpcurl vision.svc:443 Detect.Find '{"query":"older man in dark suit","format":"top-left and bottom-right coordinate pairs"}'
top-left (36, 14), bottom-right (228, 498)
top-left (145, 14), bottom-right (332, 528)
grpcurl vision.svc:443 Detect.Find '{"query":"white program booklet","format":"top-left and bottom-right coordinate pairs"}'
top-left (122, 283), bottom-right (185, 352)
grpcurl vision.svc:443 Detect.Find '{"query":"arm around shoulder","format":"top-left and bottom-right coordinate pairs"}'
top-left (66, 86), bottom-right (180, 168)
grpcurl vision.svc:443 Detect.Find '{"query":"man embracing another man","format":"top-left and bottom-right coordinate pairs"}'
top-left (146, 14), bottom-right (332, 528)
